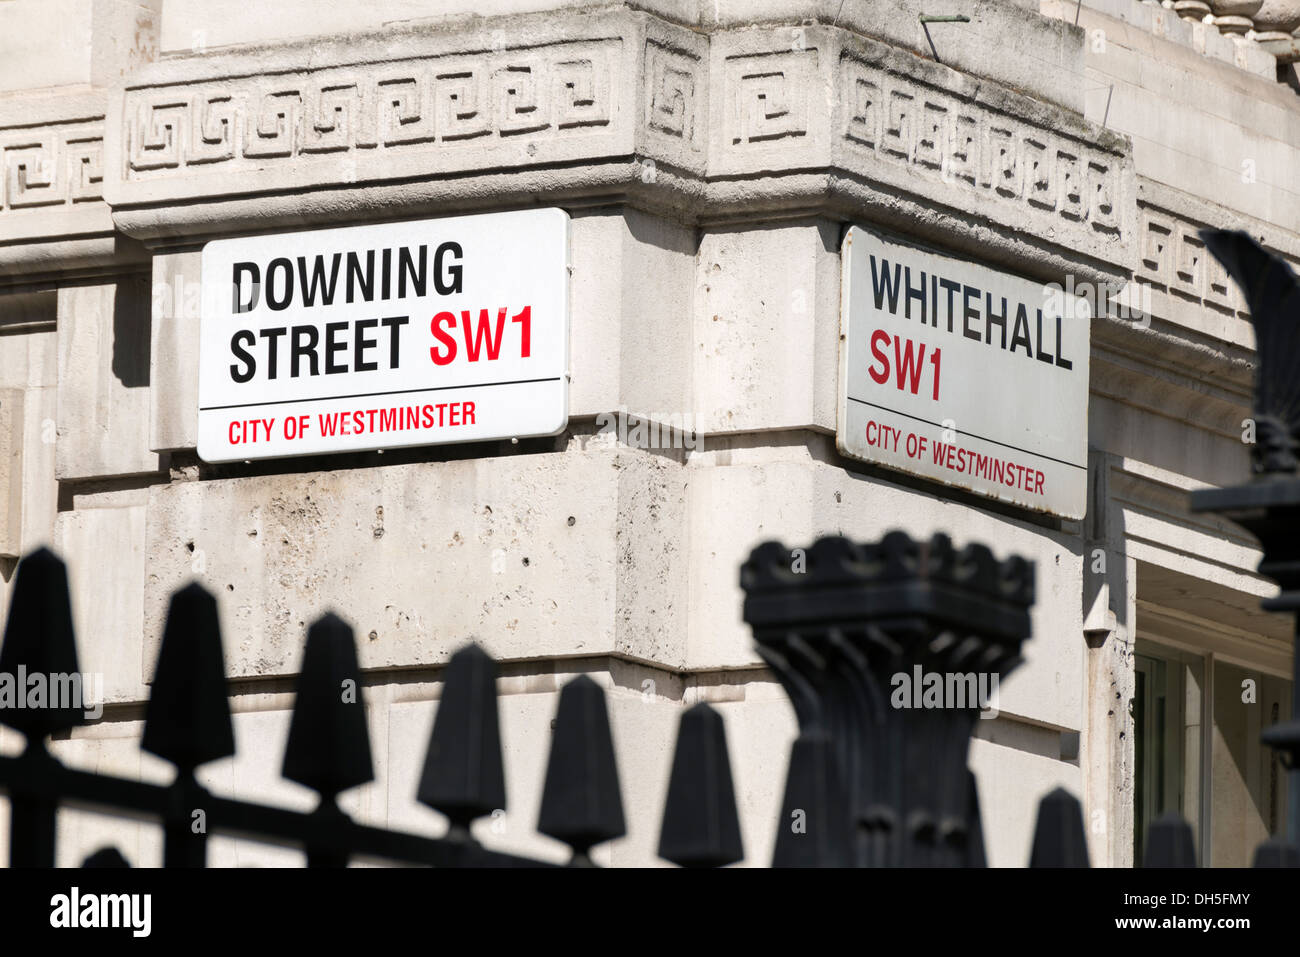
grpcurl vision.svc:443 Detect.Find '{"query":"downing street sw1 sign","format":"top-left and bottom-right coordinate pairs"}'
top-left (197, 208), bottom-right (570, 462)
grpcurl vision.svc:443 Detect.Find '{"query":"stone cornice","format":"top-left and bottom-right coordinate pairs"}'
top-left (1087, 176), bottom-right (1300, 431)
top-left (1091, 325), bottom-right (1252, 442)
top-left (0, 89), bottom-right (142, 279)
top-left (1132, 177), bottom-right (1300, 348)
top-left (70, 9), bottom-right (1133, 285)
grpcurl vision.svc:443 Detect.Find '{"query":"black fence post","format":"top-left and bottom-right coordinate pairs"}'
top-left (658, 702), bottom-right (744, 867)
top-left (1190, 229), bottom-right (1300, 863)
top-left (142, 583), bottom-right (235, 867)
top-left (1029, 787), bottom-right (1090, 867)
top-left (282, 613), bottom-right (374, 868)
top-left (418, 643), bottom-right (507, 864)
top-left (537, 674), bottom-right (626, 866)
top-left (740, 533), bottom-right (1034, 867)
top-left (1143, 813), bottom-right (1197, 867)
top-left (0, 549), bottom-right (83, 867)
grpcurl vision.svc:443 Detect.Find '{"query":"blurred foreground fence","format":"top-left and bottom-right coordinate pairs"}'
top-left (0, 529), bottom-right (1263, 869)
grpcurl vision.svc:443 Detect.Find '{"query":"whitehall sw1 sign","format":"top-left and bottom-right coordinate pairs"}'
top-left (838, 227), bottom-right (1089, 519)
top-left (197, 208), bottom-right (570, 462)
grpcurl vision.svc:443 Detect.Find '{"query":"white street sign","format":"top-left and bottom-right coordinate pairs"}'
top-left (197, 208), bottom-right (569, 462)
top-left (838, 226), bottom-right (1089, 519)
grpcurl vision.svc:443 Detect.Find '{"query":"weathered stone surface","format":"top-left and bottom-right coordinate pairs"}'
top-left (568, 208), bottom-right (696, 420)
top-left (0, 0), bottom-right (159, 94)
top-left (143, 431), bottom-right (1085, 732)
top-left (1056, 0), bottom-right (1300, 232)
top-left (143, 442), bottom-right (689, 680)
top-left (970, 727), bottom-right (1083, 867)
top-left (0, 292), bottom-right (58, 596)
top-left (0, 389), bottom-right (22, 560)
top-left (152, 1), bottom-right (1085, 110)
top-left (148, 248), bottom-right (202, 452)
top-left (54, 495), bottom-right (151, 704)
top-left (1069, 0), bottom-right (1275, 75)
top-left (693, 220), bottom-right (840, 434)
top-left (0, 90), bottom-right (133, 280)
top-left (107, 12), bottom-right (649, 226)
top-left (56, 279), bottom-right (161, 481)
top-left (684, 438), bottom-right (1086, 732)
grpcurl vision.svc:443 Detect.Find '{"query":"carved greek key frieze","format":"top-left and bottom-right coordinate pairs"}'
top-left (645, 39), bottom-right (700, 144)
top-left (1137, 204), bottom-right (1246, 315)
top-left (0, 125), bottom-right (104, 211)
top-left (724, 50), bottom-right (811, 148)
top-left (122, 43), bottom-right (617, 180)
top-left (838, 54), bottom-right (1124, 238)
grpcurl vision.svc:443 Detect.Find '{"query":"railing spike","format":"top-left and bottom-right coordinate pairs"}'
top-left (143, 582), bottom-right (235, 867)
top-left (771, 731), bottom-right (851, 866)
top-left (1142, 812), bottom-right (1197, 867)
top-left (658, 702), bottom-right (743, 867)
top-left (1028, 786), bottom-right (1089, 867)
top-left (1253, 838), bottom-right (1300, 867)
top-left (143, 582), bottom-right (234, 771)
top-left (417, 643), bottom-right (506, 832)
top-left (82, 846), bottom-right (131, 868)
top-left (282, 612), bottom-right (374, 799)
top-left (537, 674), bottom-right (625, 864)
top-left (0, 547), bottom-right (82, 739)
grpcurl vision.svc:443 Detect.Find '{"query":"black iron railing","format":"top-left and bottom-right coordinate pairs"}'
top-left (1188, 228), bottom-right (1300, 868)
top-left (0, 528), bottom-right (1236, 869)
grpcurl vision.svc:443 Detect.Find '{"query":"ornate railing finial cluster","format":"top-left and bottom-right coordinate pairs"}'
top-left (740, 532), bottom-right (1035, 867)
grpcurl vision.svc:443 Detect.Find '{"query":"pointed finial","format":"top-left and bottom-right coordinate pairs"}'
top-left (538, 675), bottom-right (625, 860)
top-left (1028, 787), bottom-right (1090, 867)
top-left (1143, 812), bottom-right (1197, 867)
top-left (417, 643), bottom-right (506, 828)
top-left (82, 847), bottom-right (131, 868)
top-left (658, 702), bottom-right (743, 867)
top-left (771, 732), bottom-right (851, 866)
top-left (1253, 838), bottom-right (1300, 867)
top-left (0, 548), bottom-right (82, 738)
top-left (143, 583), bottom-right (234, 771)
top-left (282, 613), bottom-right (373, 798)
